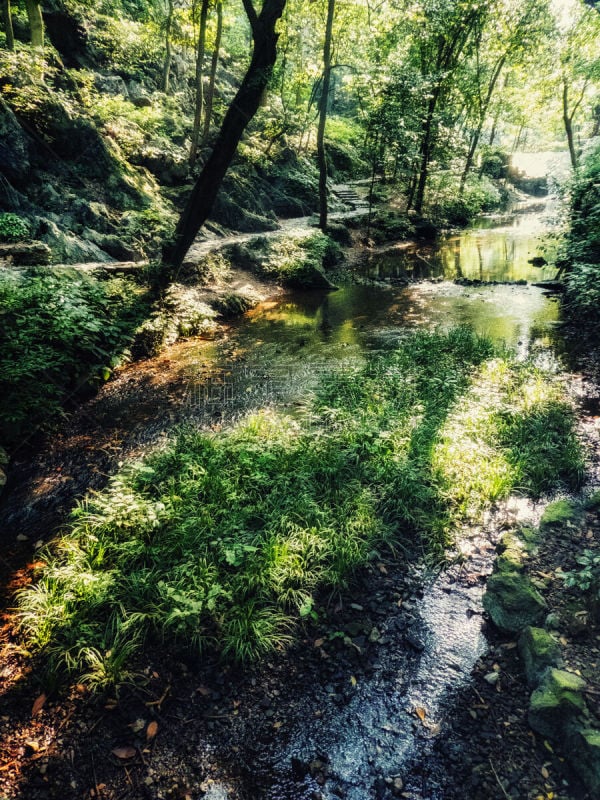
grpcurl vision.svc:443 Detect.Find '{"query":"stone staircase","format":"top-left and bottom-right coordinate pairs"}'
top-left (331, 183), bottom-right (368, 211)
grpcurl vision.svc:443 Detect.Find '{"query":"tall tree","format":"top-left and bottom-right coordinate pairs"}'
top-left (162, 0), bottom-right (175, 93)
top-left (317, 0), bottom-right (335, 231)
top-left (164, 0), bottom-right (287, 272)
top-left (24, 0), bottom-right (43, 48)
top-left (2, 0), bottom-right (14, 50)
top-left (202, 0), bottom-right (224, 145)
top-left (189, 0), bottom-right (210, 166)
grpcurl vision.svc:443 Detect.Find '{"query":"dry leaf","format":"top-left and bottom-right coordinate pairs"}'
top-left (146, 721), bottom-right (158, 740)
top-left (543, 740), bottom-right (554, 753)
top-left (350, 675), bottom-right (357, 687)
top-left (314, 638), bottom-right (325, 648)
top-left (273, 721), bottom-right (282, 729)
top-left (31, 693), bottom-right (47, 717)
top-left (25, 740), bottom-right (40, 752)
top-left (414, 706), bottom-right (426, 721)
top-left (112, 746), bottom-right (137, 760)
top-left (541, 766), bottom-right (550, 779)
top-left (104, 699), bottom-right (118, 710)
top-left (196, 685), bottom-right (211, 697)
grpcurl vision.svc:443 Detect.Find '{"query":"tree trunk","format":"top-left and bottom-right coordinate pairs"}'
top-left (189, 0), bottom-right (210, 167)
top-left (202, 0), bottom-right (223, 145)
top-left (459, 54), bottom-right (506, 194)
top-left (563, 80), bottom-right (578, 170)
top-left (24, 0), bottom-right (43, 48)
top-left (163, 0), bottom-right (287, 273)
top-left (162, 0), bottom-right (174, 94)
top-left (413, 93), bottom-right (437, 214)
top-left (2, 0), bottom-right (14, 50)
top-left (317, 0), bottom-right (335, 232)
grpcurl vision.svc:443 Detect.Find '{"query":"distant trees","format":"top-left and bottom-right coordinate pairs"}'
top-left (2, 0), bottom-right (44, 48)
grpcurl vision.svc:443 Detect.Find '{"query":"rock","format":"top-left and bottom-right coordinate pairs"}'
top-left (127, 81), bottom-right (153, 108)
top-left (0, 467), bottom-right (6, 491)
top-left (484, 671), bottom-right (500, 685)
top-left (93, 73), bottom-right (129, 97)
top-left (282, 263), bottom-right (338, 291)
top-left (0, 447), bottom-right (8, 467)
top-left (483, 570), bottom-right (547, 633)
top-left (568, 727), bottom-right (600, 794)
top-left (0, 242), bottom-right (51, 266)
top-left (518, 626), bottom-right (562, 686)
top-left (539, 500), bottom-right (581, 532)
top-left (38, 219), bottom-right (112, 264)
top-left (528, 668), bottom-right (586, 739)
top-left (0, 99), bottom-right (31, 185)
top-left (495, 526), bottom-right (538, 572)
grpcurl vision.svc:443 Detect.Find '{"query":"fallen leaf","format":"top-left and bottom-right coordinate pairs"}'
top-left (314, 638), bottom-right (325, 648)
top-left (273, 721), bottom-right (283, 729)
top-left (350, 675), bottom-right (357, 687)
top-left (469, 709), bottom-right (478, 720)
top-left (196, 685), bottom-right (211, 697)
top-left (378, 563), bottom-right (388, 575)
top-left (414, 706), bottom-right (426, 721)
top-left (25, 740), bottom-right (40, 752)
top-left (31, 693), bottom-right (47, 717)
top-left (111, 746), bottom-right (137, 760)
top-left (104, 699), bottom-right (118, 710)
top-left (543, 740), bottom-right (554, 753)
top-left (146, 721), bottom-right (158, 740)
top-left (541, 766), bottom-right (550, 779)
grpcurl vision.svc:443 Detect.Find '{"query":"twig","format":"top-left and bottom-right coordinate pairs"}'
top-left (488, 758), bottom-right (511, 800)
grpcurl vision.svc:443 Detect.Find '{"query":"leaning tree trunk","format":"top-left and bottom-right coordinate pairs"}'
top-left (163, 0), bottom-right (287, 274)
top-left (162, 0), bottom-right (174, 93)
top-left (202, 0), bottom-right (223, 145)
top-left (189, 0), bottom-right (210, 167)
top-left (24, 0), bottom-right (43, 47)
top-left (413, 92), bottom-right (437, 214)
top-left (2, 0), bottom-right (14, 50)
top-left (317, 0), bottom-right (335, 231)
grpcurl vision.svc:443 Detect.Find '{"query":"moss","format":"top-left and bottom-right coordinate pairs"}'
top-left (539, 500), bottom-right (582, 532)
top-left (483, 570), bottom-right (547, 633)
top-left (569, 728), bottom-right (600, 794)
top-left (528, 668), bottom-right (587, 739)
top-left (584, 491), bottom-right (600, 511)
top-left (518, 626), bottom-right (562, 686)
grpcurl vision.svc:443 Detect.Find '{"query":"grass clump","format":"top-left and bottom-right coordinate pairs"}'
top-left (0, 269), bottom-right (150, 444)
top-left (17, 328), bottom-right (584, 685)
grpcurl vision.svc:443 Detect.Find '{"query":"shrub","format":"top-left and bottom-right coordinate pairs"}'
top-left (0, 213), bottom-right (31, 243)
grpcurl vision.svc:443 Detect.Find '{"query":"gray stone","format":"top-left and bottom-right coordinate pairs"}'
top-left (518, 626), bottom-right (562, 686)
top-left (127, 81), bottom-right (152, 108)
top-left (0, 241), bottom-right (51, 266)
top-left (568, 727), bottom-right (600, 795)
top-left (483, 570), bottom-right (547, 633)
top-left (0, 99), bottom-right (30, 184)
top-left (93, 73), bottom-right (129, 97)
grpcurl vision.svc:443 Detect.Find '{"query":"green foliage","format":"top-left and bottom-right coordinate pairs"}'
top-left (563, 549), bottom-right (600, 610)
top-left (564, 144), bottom-right (600, 330)
top-left (428, 174), bottom-right (504, 224)
top-left (0, 270), bottom-right (150, 443)
top-left (18, 328), bottom-right (583, 685)
top-left (0, 213), bottom-right (31, 243)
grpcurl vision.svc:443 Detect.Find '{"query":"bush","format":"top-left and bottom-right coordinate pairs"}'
top-left (0, 213), bottom-right (31, 243)
top-left (17, 328), bottom-right (583, 685)
top-left (0, 270), bottom-right (149, 443)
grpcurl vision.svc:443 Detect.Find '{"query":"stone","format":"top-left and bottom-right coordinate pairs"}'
top-left (0, 242), bottom-right (52, 266)
top-left (539, 500), bottom-right (581, 532)
top-left (282, 263), bottom-right (338, 290)
top-left (528, 668), bottom-right (586, 739)
top-left (0, 467), bottom-right (6, 490)
top-left (568, 727), bottom-right (600, 794)
top-left (93, 73), bottom-right (129, 97)
top-left (127, 82), bottom-right (153, 108)
top-left (0, 99), bottom-right (31, 185)
top-left (518, 626), bottom-right (562, 686)
top-left (495, 527), bottom-right (538, 572)
top-left (0, 446), bottom-right (8, 467)
top-left (483, 570), bottom-right (547, 633)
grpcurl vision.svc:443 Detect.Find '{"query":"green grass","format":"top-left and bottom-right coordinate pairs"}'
top-left (17, 328), bottom-right (584, 686)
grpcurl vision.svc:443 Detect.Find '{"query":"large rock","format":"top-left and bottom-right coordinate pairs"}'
top-left (0, 100), bottom-right (31, 185)
top-left (282, 263), bottom-right (338, 290)
top-left (483, 570), bottom-right (547, 633)
top-left (38, 219), bottom-right (112, 264)
top-left (568, 728), bottom-right (600, 795)
top-left (518, 626), bottom-right (562, 686)
top-left (94, 73), bottom-right (129, 97)
top-left (528, 668), bottom-right (586, 739)
top-left (127, 81), bottom-right (152, 108)
top-left (0, 241), bottom-right (52, 266)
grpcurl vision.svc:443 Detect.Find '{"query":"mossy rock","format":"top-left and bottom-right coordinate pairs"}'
top-left (584, 491), bottom-right (600, 511)
top-left (483, 570), bottom-right (547, 633)
top-left (496, 526), bottom-right (539, 572)
top-left (518, 626), bottom-right (562, 686)
top-left (528, 668), bottom-right (586, 739)
top-left (568, 727), bottom-right (600, 794)
top-left (282, 263), bottom-right (338, 290)
top-left (539, 500), bottom-right (582, 532)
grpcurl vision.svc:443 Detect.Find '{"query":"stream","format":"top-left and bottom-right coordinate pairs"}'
top-left (1, 201), bottom-right (595, 799)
